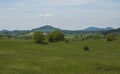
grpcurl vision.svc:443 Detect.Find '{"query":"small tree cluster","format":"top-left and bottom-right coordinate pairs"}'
top-left (32, 30), bottom-right (64, 43)
top-left (106, 32), bottom-right (118, 41)
top-left (46, 30), bottom-right (64, 42)
top-left (32, 31), bottom-right (45, 43)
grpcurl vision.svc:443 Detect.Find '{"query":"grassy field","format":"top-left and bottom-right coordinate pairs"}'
top-left (0, 39), bottom-right (120, 74)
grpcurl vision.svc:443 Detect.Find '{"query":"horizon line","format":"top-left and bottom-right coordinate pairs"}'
top-left (0, 25), bottom-right (119, 31)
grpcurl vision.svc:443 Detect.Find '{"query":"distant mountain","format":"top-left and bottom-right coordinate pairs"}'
top-left (30, 25), bottom-right (83, 34)
top-left (31, 25), bottom-right (61, 32)
top-left (0, 25), bottom-right (117, 35)
top-left (31, 26), bottom-right (114, 34)
top-left (105, 27), bottom-right (113, 31)
top-left (83, 27), bottom-right (113, 31)
top-left (102, 28), bottom-right (120, 34)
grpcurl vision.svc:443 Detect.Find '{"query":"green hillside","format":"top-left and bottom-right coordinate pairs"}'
top-left (0, 39), bottom-right (120, 74)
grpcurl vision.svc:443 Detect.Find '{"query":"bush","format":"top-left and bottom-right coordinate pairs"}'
top-left (83, 46), bottom-right (89, 51)
top-left (106, 32), bottom-right (118, 41)
top-left (46, 30), bottom-right (64, 42)
top-left (32, 31), bottom-right (45, 43)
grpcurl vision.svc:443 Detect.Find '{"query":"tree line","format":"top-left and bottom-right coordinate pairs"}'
top-left (32, 30), bottom-right (64, 43)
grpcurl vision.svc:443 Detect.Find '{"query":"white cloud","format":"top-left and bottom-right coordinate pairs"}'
top-left (37, 14), bottom-right (54, 18)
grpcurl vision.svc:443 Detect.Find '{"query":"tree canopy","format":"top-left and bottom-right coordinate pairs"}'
top-left (32, 31), bottom-right (45, 43)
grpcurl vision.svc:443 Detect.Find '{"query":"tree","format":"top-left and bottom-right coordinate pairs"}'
top-left (46, 30), bottom-right (64, 42)
top-left (106, 32), bottom-right (118, 41)
top-left (32, 31), bottom-right (45, 43)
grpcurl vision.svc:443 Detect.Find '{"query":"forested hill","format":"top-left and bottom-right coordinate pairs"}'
top-left (0, 25), bottom-right (119, 35)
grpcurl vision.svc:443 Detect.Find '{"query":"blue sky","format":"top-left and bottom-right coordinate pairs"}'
top-left (0, 0), bottom-right (120, 30)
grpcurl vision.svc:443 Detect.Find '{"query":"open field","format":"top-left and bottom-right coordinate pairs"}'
top-left (0, 39), bottom-right (120, 74)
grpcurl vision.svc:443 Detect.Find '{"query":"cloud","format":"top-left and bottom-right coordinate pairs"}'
top-left (0, 0), bottom-right (120, 30)
top-left (37, 14), bottom-right (54, 18)
top-left (48, 0), bottom-right (96, 6)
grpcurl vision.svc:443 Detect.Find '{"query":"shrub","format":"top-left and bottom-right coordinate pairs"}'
top-left (83, 46), bottom-right (89, 51)
top-left (106, 32), bottom-right (118, 41)
top-left (32, 31), bottom-right (45, 43)
top-left (45, 33), bottom-right (54, 42)
top-left (46, 30), bottom-right (64, 42)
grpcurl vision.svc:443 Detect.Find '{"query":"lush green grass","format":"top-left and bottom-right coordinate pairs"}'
top-left (0, 39), bottom-right (120, 74)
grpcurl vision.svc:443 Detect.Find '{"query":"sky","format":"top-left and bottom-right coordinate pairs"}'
top-left (0, 0), bottom-right (120, 30)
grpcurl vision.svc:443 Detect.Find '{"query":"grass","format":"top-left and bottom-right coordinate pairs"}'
top-left (0, 39), bottom-right (120, 74)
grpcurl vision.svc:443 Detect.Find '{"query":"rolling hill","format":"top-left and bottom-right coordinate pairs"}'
top-left (83, 27), bottom-right (113, 31)
top-left (0, 25), bottom-right (116, 35)
top-left (31, 25), bottom-right (62, 32)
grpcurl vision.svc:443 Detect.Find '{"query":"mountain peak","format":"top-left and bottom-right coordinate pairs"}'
top-left (32, 25), bottom-right (61, 32)
top-left (40, 25), bottom-right (55, 29)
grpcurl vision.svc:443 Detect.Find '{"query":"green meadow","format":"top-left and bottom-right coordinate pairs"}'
top-left (0, 39), bottom-right (120, 74)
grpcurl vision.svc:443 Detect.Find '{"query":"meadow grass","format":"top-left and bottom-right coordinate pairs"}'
top-left (0, 39), bottom-right (120, 74)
